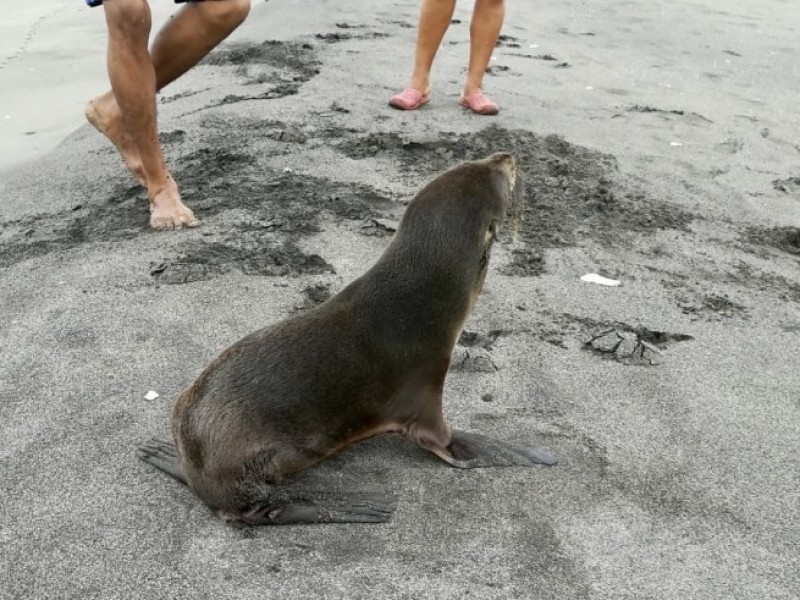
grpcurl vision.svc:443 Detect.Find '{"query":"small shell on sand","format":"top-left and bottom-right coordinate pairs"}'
top-left (580, 273), bottom-right (621, 286)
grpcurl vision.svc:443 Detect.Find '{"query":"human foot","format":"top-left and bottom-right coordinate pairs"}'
top-left (149, 175), bottom-right (201, 231)
top-left (459, 90), bottom-right (499, 116)
top-left (389, 87), bottom-right (431, 111)
top-left (85, 94), bottom-right (147, 186)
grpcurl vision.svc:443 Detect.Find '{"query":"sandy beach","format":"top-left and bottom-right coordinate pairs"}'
top-left (0, 0), bottom-right (187, 178)
top-left (1, 0), bottom-right (799, 598)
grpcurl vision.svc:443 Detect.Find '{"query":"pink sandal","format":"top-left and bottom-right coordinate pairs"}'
top-left (459, 91), bottom-right (499, 115)
top-left (389, 88), bottom-right (430, 111)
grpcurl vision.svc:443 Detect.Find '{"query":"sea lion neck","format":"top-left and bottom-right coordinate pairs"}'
top-left (347, 241), bottom-right (478, 349)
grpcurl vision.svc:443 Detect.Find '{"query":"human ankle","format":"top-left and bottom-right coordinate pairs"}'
top-left (147, 174), bottom-right (177, 200)
top-left (409, 74), bottom-right (431, 94)
top-left (462, 83), bottom-right (483, 97)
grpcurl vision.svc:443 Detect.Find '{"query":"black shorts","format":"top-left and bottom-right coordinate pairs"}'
top-left (85, 0), bottom-right (199, 6)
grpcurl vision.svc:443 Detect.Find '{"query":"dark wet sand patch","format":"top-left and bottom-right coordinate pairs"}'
top-left (507, 53), bottom-right (561, 62)
top-left (145, 116), bottom-right (399, 283)
top-left (151, 237), bottom-right (334, 285)
top-left (485, 65), bottom-right (512, 76)
top-left (292, 282), bottom-right (333, 312)
top-left (742, 225), bottom-right (800, 258)
top-left (729, 261), bottom-right (800, 303)
top-left (315, 32), bottom-right (353, 42)
top-left (159, 130), bottom-right (186, 145)
top-left (503, 52), bottom-right (572, 63)
top-left (772, 176), bottom-right (800, 194)
top-left (0, 183), bottom-right (146, 269)
top-left (458, 329), bottom-right (513, 351)
top-left (203, 40), bottom-right (319, 76)
top-left (378, 19), bottom-right (414, 29)
top-left (197, 114), bottom-right (309, 145)
top-left (197, 40), bottom-right (321, 106)
top-left (621, 105), bottom-right (714, 123)
top-left (450, 346), bottom-right (499, 373)
top-left (315, 31), bottom-right (390, 42)
top-left (0, 129), bottom-right (393, 271)
top-left (360, 217), bottom-right (398, 237)
top-left (450, 329), bottom-right (514, 373)
top-left (677, 292), bottom-right (749, 321)
top-left (495, 34), bottom-right (521, 48)
top-left (327, 101), bottom-right (351, 115)
top-left (210, 83), bottom-right (303, 106)
top-left (501, 248), bottom-right (545, 276)
top-left (160, 88), bottom-right (210, 105)
top-left (329, 125), bottom-right (696, 273)
top-left (172, 138), bottom-right (393, 230)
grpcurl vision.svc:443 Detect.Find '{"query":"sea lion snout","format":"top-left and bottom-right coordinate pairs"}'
top-left (485, 152), bottom-right (518, 190)
top-left (481, 152), bottom-right (524, 240)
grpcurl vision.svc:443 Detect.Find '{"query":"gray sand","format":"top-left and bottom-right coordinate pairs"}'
top-left (1, 0), bottom-right (799, 598)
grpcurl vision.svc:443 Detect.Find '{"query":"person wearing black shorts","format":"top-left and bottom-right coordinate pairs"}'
top-left (84, 0), bottom-right (251, 230)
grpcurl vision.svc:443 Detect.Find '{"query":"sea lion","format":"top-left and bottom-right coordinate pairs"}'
top-left (138, 152), bottom-right (556, 526)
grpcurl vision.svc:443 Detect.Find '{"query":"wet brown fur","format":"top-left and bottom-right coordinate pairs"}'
top-left (170, 153), bottom-right (520, 518)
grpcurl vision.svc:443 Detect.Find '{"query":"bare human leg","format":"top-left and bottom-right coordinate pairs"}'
top-left (92, 0), bottom-right (198, 230)
top-left (149, 0), bottom-right (251, 90)
top-left (85, 0), bottom-right (148, 187)
top-left (409, 0), bottom-right (457, 96)
top-left (390, 0), bottom-right (456, 109)
top-left (459, 0), bottom-right (505, 114)
top-left (86, 0), bottom-right (250, 230)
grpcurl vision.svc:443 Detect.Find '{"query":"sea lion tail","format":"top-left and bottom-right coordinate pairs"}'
top-left (136, 437), bottom-right (187, 485)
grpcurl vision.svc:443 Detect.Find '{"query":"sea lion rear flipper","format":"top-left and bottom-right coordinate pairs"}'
top-left (136, 438), bottom-right (187, 485)
top-left (233, 493), bottom-right (396, 526)
top-left (438, 430), bottom-right (558, 469)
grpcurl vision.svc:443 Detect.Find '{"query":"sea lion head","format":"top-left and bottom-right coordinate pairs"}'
top-left (393, 152), bottom-right (524, 307)
top-left (479, 151), bottom-right (524, 240)
top-left (466, 152), bottom-right (523, 295)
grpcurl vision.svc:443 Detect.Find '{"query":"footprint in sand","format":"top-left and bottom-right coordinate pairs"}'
top-left (585, 327), bottom-right (694, 366)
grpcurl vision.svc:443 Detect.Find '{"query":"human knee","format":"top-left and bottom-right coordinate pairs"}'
top-left (205, 0), bottom-right (251, 30)
top-left (104, 0), bottom-right (151, 37)
top-left (474, 0), bottom-right (504, 8)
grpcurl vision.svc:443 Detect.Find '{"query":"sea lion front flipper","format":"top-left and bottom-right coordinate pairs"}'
top-left (232, 493), bottom-right (396, 526)
top-left (437, 430), bottom-right (558, 469)
top-left (136, 438), bottom-right (187, 485)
